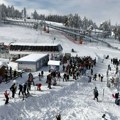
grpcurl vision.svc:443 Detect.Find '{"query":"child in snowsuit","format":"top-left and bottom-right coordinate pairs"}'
top-left (4, 90), bottom-right (9, 104)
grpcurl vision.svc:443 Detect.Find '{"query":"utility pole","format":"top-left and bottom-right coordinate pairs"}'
top-left (118, 70), bottom-right (120, 92)
top-left (106, 70), bottom-right (109, 87)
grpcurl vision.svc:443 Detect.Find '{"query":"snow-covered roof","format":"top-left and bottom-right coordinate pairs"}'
top-left (48, 60), bottom-right (60, 66)
top-left (11, 42), bottom-right (59, 46)
top-left (16, 53), bottom-right (48, 62)
top-left (92, 29), bottom-right (103, 33)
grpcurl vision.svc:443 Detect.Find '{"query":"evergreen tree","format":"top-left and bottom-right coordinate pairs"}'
top-left (22, 7), bottom-right (27, 20)
top-left (113, 27), bottom-right (118, 39)
top-left (32, 10), bottom-right (39, 20)
top-left (117, 27), bottom-right (120, 41)
top-left (73, 14), bottom-right (81, 28)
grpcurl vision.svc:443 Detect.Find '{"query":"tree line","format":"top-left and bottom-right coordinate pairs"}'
top-left (0, 4), bottom-right (97, 29)
top-left (0, 4), bottom-right (120, 40)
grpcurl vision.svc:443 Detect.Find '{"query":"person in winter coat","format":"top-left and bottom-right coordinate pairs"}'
top-left (27, 80), bottom-right (32, 90)
top-left (93, 87), bottom-right (99, 102)
top-left (63, 73), bottom-right (67, 82)
top-left (41, 71), bottom-right (44, 77)
top-left (98, 74), bottom-right (101, 80)
top-left (24, 82), bottom-right (30, 95)
top-left (47, 74), bottom-right (52, 89)
top-left (115, 92), bottom-right (119, 99)
top-left (56, 114), bottom-right (61, 120)
top-left (10, 83), bottom-right (17, 98)
top-left (115, 98), bottom-right (120, 105)
top-left (93, 74), bottom-right (97, 81)
top-left (101, 75), bottom-right (104, 82)
top-left (4, 90), bottom-right (9, 104)
top-left (91, 68), bottom-right (93, 75)
top-left (63, 64), bottom-right (65, 72)
top-left (13, 69), bottom-right (17, 78)
top-left (38, 73), bottom-right (41, 81)
top-left (18, 84), bottom-right (23, 96)
top-left (114, 92), bottom-right (120, 105)
top-left (102, 114), bottom-right (107, 120)
top-left (88, 76), bottom-right (92, 82)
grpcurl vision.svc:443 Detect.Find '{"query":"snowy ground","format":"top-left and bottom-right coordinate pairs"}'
top-left (0, 24), bottom-right (120, 120)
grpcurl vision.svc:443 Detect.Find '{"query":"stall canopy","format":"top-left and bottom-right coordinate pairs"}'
top-left (48, 60), bottom-right (60, 66)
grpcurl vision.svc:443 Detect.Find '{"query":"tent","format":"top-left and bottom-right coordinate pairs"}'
top-left (48, 60), bottom-right (60, 71)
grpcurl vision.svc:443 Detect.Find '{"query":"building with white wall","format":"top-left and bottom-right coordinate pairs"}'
top-left (16, 53), bottom-right (49, 72)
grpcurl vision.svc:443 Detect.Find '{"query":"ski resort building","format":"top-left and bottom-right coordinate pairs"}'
top-left (9, 43), bottom-right (63, 56)
top-left (16, 53), bottom-right (49, 72)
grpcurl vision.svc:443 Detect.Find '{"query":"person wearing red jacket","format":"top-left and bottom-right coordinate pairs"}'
top-left (4, 90), bottom-right (9, 104)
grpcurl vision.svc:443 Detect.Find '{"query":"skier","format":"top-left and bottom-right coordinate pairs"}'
top-left (4, 90), bottom-right (9, 104)
top-left (93, 87), bottom-right (99, 102)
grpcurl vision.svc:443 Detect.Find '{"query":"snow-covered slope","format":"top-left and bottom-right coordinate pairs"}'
top-left (0, 24), bottom-right (120, 120)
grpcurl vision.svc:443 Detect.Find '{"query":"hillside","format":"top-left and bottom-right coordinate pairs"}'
top-left (0, 24), bottom-right (120, 120)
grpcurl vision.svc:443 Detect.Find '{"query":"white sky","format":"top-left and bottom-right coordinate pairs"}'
top-left (0, 0), bottom-right (120, 25)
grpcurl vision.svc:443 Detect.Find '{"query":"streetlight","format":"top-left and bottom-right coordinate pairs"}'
top-left (117, 70), bottom-right (120, 92)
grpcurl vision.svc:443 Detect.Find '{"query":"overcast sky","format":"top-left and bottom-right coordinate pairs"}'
top-left (0, 0), bottom-right (120, 25)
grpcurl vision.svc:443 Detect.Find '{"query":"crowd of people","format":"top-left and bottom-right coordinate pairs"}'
top-left (2, 54), bottom-right (120, 120)
top-left (4, 72), bottom-right (35, 104)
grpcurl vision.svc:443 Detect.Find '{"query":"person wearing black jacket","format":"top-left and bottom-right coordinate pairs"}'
top-left (4, 90), bottom-right (9, 104)
top-left (10, 83), bottom-right (17, 98)
top-left (56, 114), bottom-right (61, 120)
top-left (93, 87), bottom-right (99, 102)
top-left (18, 84), bottom-right (23, 96)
